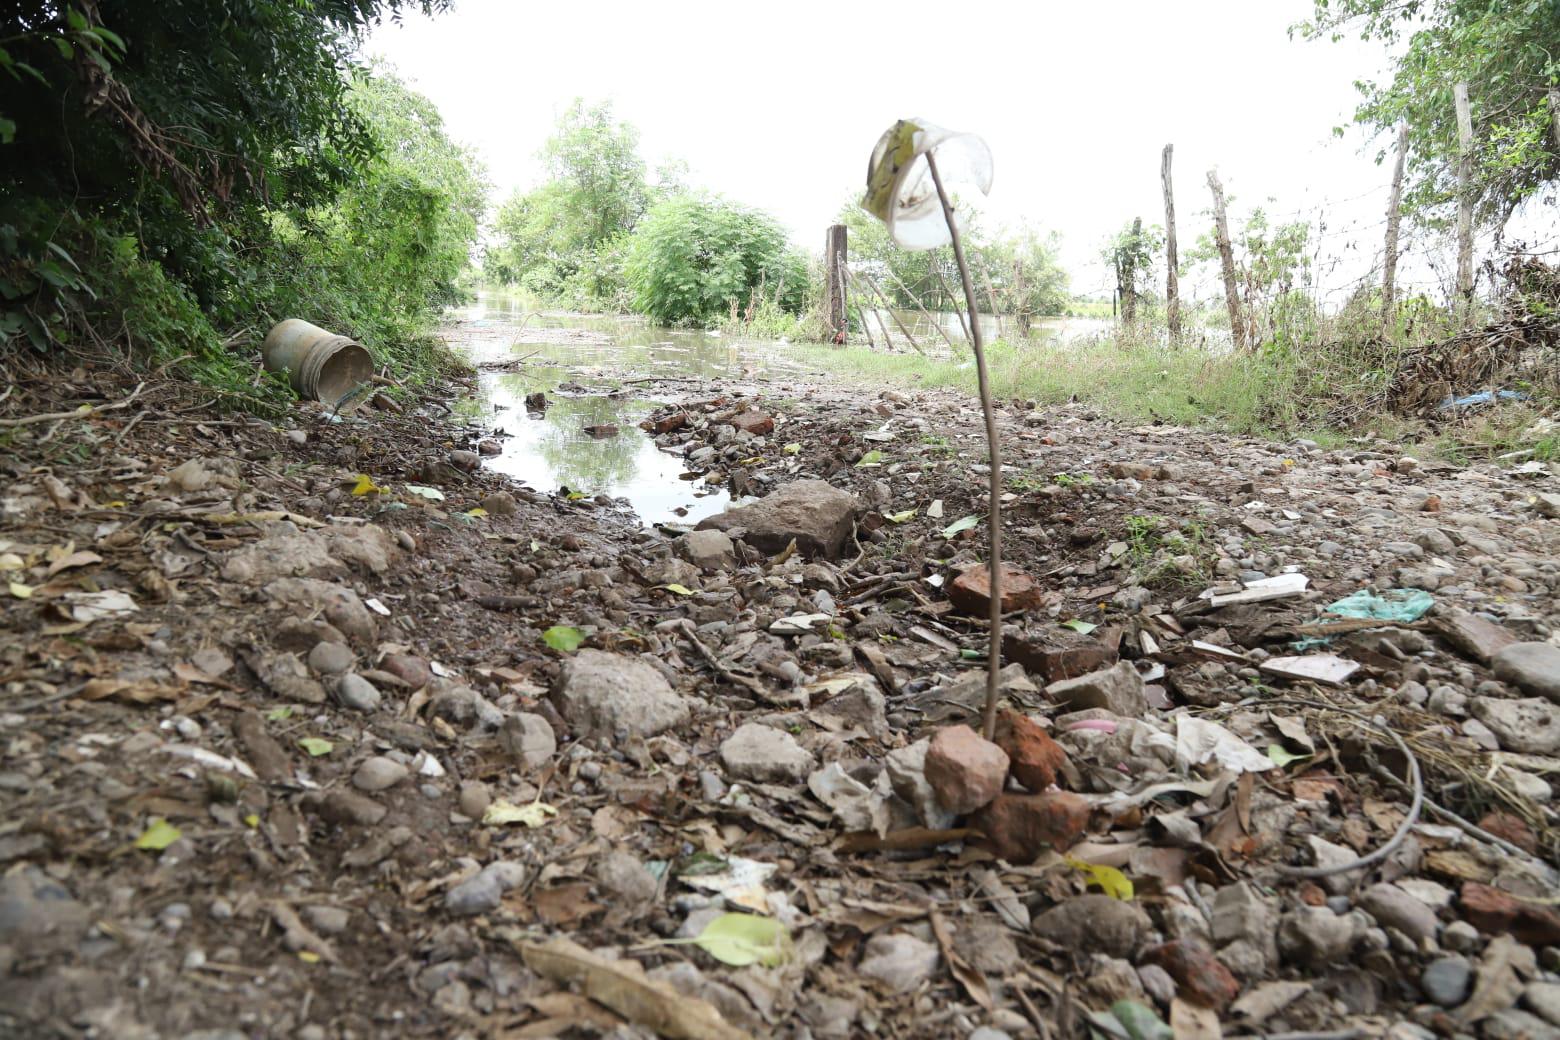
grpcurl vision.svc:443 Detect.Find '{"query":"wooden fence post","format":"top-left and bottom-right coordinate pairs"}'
top-left (1382, 122), bottom-right (1409, 336)
top-left (1550, 88), bottom-right (1560, 151)
top-left (1206, 169), bottom-right (1246, 351)
top-left (1454, 82), bottom-right (1475, 310)
top-left (1162, 144), bottom-right (1181, 343)
top-left (825, 224), bottom-right (848, 345)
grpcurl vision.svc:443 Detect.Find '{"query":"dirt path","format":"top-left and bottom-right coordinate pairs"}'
top-left (2, 342), bottom-right (1558, 1040)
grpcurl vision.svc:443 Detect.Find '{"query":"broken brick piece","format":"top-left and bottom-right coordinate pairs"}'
top-left (1140, 941), bottom-right (1241, 1011)
top-left (1003, 630), bottom-right (1120, 684)
top-left (728, 410), bottom-right (774, 436)
top-left (1460, 882), bottom-right (1560, 946)
top-left (994, 709), bottom-right (1068, 791)
top-left (971, 792), bottom-right (1089, 862)
top-left (948, 564), bottom-right (1047, 616)
top-left (924, 724), bottom-right (1009, 814)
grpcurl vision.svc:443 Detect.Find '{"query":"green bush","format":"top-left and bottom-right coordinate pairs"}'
top-left (625, 194), bottom-right (807, 326)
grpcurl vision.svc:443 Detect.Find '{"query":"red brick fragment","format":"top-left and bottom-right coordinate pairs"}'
top-left (994, 709), bottom-right (1068, 791)
top-left (1140, 941), bottom-right (1241, 1011)
top-left (1460, 882), bottom-right (1560, 946)
top-left (1475, 812), bottom-right (1537, 855)
top-left (971, 792), bottom-right (1088, 863)
top-left (948, 564), bottom-right (1047, 616)
top-left (728, 410), bottom-right (774, 436)
top-left (924, 725), bottom-right (1009, 815)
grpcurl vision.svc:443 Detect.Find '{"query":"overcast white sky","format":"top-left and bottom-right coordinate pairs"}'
top-left (368, 0), bottom-right (1449, 300)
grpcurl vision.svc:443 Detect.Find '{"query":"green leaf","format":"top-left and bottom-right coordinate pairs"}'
top-left (66, 8), bottom-right (88, 30)
top-left (692, 912), bottom-right (789, 966)
top-left (0, 117), bottom-right (14, 145)
top-left (265, 706), bottom-right (294, 721)
top-left (135, 818), bottom-right (182, 851)
top-left (885, 508), bottom-right (918, 524)
top-left (855, 449), bottom-right (885, 468)
top-left (89, 25), bottom-right (126, 53)
top-left (1266, 744), bottom-right (1310, 767)
top-left (940, 514), bottom-right (981, 539)
top-left (52, 38), bottom-right (73, 60)
top-left (542, 625), bottom-right (585, 653)
top-left (1061, 619), bottom-right (1098, 635)
top-left (297, 737), bottom-right (333, 757)
top-left (1065, 856), bottom-right (1134, 900)
top-left (1108, 1000), bottom-right (1172, 1040)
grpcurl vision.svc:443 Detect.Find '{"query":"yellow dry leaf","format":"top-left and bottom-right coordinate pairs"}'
top-left (351, 474), bottom-right (383, 496)
top-left (1065, 856), bottom-right (1134, 900)
top-left (8, 582), bottom-right (34, 599)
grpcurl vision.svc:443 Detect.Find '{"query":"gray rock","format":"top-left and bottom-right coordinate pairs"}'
top-left (498, 713), bottom-right (556, 770)
top-left (1032, 895), bottom-right (1151, 958)
top-left (1045, 661), bottom-right (1147, 717)
top-left (1278, 907), bottom-right (1361, 967)
top-left (302, 905), bottom-right (350, 935)
top-left (856, 932), bottom-right (939, 993)
top-left (352, 756), bottom-right (409, 792)
top-left (720, 722), bottom-right (813, 783)
top-left (335, 672), bottom-right (382, 712)
top-left (812, 680), bottom-right (888, 738)
top-left (885, 739), bottom-right (957, 829)
top-left (307, 641), bottom-right (354, 675)
top-left (445, 861), bottom-right (525, 916)
top-left (427, 680), bottom-right (504, 730)
top-left (595, 851), bottom-right (658, 903)
top-left (263, 578), bottom-right (376, 642)
top-left (1420, 955), bottom-right (1472, 1008)
top-left (1360, 883), bottom-right (1439, 944)
top-left (1212, 882), bottom-right (1277, 971)
top-left (1525, 981), bottom-right (1560, 1027)
top-left (457, 781), bottom-right (491, 820)
top-left (1482, 1009), bottom-right (1555, 1040)
top-left (1470, 696), bottom-right (1560, 754)
top-left (0, 868), bottom-right (88, 953)
top-left (1443, 919), bottom-right (1482, 953)
top-left (552, 649), bottom-right (689, 741)
top-left (480, 491), bottom-right (517, 516)
top-left (676, 529), bottom-right (737, 571)
top-left (696, 479), bottom-right (858, 559)
top-left (1505, 769), bottom-right (1553, 804)
top-left (1492, 642), bottom-right (1560, 703)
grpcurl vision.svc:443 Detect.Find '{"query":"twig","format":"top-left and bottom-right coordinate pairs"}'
top-left (926, 149), bottom-right (1003, 741)
top-left (1371, 762), bottom-right (1540, 863)
top-left (862, 273), bottom-right (927, 356)
top-left (0, 381), bottom-right (145, 428)
top-left (1262, 697), bottom-right (1423, 879)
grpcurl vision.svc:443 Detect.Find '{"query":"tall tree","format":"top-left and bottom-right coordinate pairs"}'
top-left (1302, 0), bottom-right (1560, 231)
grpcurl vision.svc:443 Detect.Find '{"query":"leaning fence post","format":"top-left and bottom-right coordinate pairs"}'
top-left (1207, 169), bottom-right (1246, 351)
top-left (1382, 122), bottom-right (1409, 337)
top-left (1454, 82), bottom-right (1475, 314)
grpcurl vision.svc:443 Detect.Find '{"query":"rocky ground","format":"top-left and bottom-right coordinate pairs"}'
top-left (2, 339), bottom-right (1559, 1040)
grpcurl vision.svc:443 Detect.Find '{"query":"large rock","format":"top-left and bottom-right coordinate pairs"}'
top-left (720, 723), bottom-right (814, 783)
top-left (1492, 642), bottom-right (1560, 703)
top-left (552, 650), bottom-right (689, 741)
top-left (676, 529), bottom-right (737, 571)
top-left (264, 578), bottom-right (376, 643)
top-left (1045, 661), bottom-right (1147, 717)
top-left (696, 479), bottom-right (857, 559)
top-left (1360, 882), bottom-right (1440, 944)
top-left (924, 725), bottom-right (1009, 814)
top-left (1470, 697), bottom-right (1560, 754)
top-left (223, 523), bottom-right (396, 583)
top-left (885, 739), bottom-right (957, 830)
top-left (1032, 894), bottom-right (1150, 957)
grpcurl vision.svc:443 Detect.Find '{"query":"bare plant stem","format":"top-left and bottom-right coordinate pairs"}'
top-left (924, 150), bottom-right (1003, 740)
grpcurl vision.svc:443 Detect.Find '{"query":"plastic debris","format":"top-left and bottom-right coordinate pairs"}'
top-left (1325, 588), bottom-right (1434, 623)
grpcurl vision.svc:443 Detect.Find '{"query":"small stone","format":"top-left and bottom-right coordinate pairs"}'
top-left (285, 429), bottom-right (307, 445)
top-left (552, 649), bottom-right (689, 741)
top-left (352, 756), bottom-right (409, 792)
top-left (719, 722), bottom-right (813, 783)
top-left (445, 861), bottom-right (525, 916)
top-left (1420, 955), bottom-right (1472, 1007)
top-left (595, 851), bottom-right (658, 903)
top-left (924, 724), bottom-right (1009, 814)
top-left (1505, 769), bottom-right (1552, 803)
top-left (971, 791), bottom-right (1089, 862)
top-left (1212, 882), bottom-right (1277, 971)
top-left (1470, 696), bottom-right (1560, 754)
top-left (448, 449), bottom-right (480, 472)
top-left (0, 868), bottom-right (88, 954)
top-left (947, 563), bottom-right (1048, 615)
top-left (498, 713), bottom-right (556, 770)
top-left (728, 409), bottom-right (774, 436)
top-left (857, 932), bottom-right (939, 993)
top-left (302, 905), bottom-right (350, 935)
top-left (1045, 661), bottom-right (1147, 716)
top-left (457, 781), bottom-right (491, 820)
top-left (1140, 940), bottom-right (1241, 1011)
top-left (480, 491), bottom-right (518, 516)
top-left (1442, 919), bottom-right (1481, 953)
top-left (1435, 609), bottom-right (1517, 663)
top-left (1483, 1009), bottom-right (1555, 1040)
top-left (307, 640), bottom-right (354, 675)
top-left (1525, 981), bottom-right (1560, 1027)
top-left (1492, 642), bottom-right (1560, 703)
top-left (1360, 882), bottom-right (1440, 944)
top-left (1138, 964), bottom-right (1178, 1008)
top-left (885, 739), bottom-right (957, 830)
top-left (1032, 894), bottom-right (1150, 957)
top-left (676, 529), bottom-right (737, 571)
top-left (335, 672), bottom-right (382, 712)
top-left (308, 790), bottom-right (386, 826)
top-left (994, 709), bottom-right (1068, 791)
top-left (168, 458), bottom-right (212, 492)
top-left (1278, 906), bottom-right (1361, 967)
top-left (380, 653), bottom-right (432, 689)
top-left (1476, 811), bottom-right (1537, 854)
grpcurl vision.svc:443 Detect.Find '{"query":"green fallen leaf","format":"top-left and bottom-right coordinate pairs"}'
top-left (692, 912), bottom-right (789, 966)
top-left (855, 450), bottom-right (885, 468)
top-left (659, 583), bottom-right (695, 596)
top-left (1267, 744), bottom-right (1310, 767)
top-left (483, 799), bottom-right (558, 827)
top-left (403, 484), bottom-right (445, 501)
top-left (542, 625), bottom-right (585, 653)
top-left (1108, 999), bottom-right (1172, 1040)
top-left (297, 737), bottom-right (333, 757)
top-left (940, 514), bottom-right (981, 539)
top-left (464, 507), bottom-right (488, 518)
top-left (135, 818), bottom-right (182, 851)
top-left (1066, 856), bottom-right (1134, 900)
top-left (782, 443), bottom-right (800, 455)
top-left (266, 706), bottom-right (294, 721)
top-left (885, 508), bottom-right (918, 524)
top-left (1061, 619), bottom-right (1098, 635)
top-left (8, 581), bottom-right (33, 599)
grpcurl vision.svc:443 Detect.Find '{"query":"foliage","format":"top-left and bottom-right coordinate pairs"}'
top-left (978, 228), bottom-right (1070, 327)
top-left (1302, 0), bottom-right (1560, 229)
top-left (1102, 219), bottom-right (1163, 323)
top-left (625, 194), bottom-right (808, 326)
top-left (1, 1), bottom-right (478, 392)
top-left (1189, 206), bottom-right (1314, 347)
top-left (485, 99), bottom-right (648, 310)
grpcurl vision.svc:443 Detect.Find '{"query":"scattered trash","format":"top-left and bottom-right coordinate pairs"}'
top-left (261, 318), bottom-right (375, 409)
top-left (1325, 587), bottom-right (1434, 623)
top-left (1259, 653), bottom-right (1361, 687)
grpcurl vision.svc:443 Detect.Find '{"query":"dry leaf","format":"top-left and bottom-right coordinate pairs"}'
top-left (80, 678), bottom-right (181, 704)
top-left (1170, 997), bottom-right (1221, 1039)
top-left (517, 936), bottom-right (753, 1040)
top-left (45, 550), bottom-right (102, 578)
top-left (931, 911), bottom-right (992, 1011)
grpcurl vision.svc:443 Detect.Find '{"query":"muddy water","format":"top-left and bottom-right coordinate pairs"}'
top-left (447, 293), bottom-right (802, 527)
